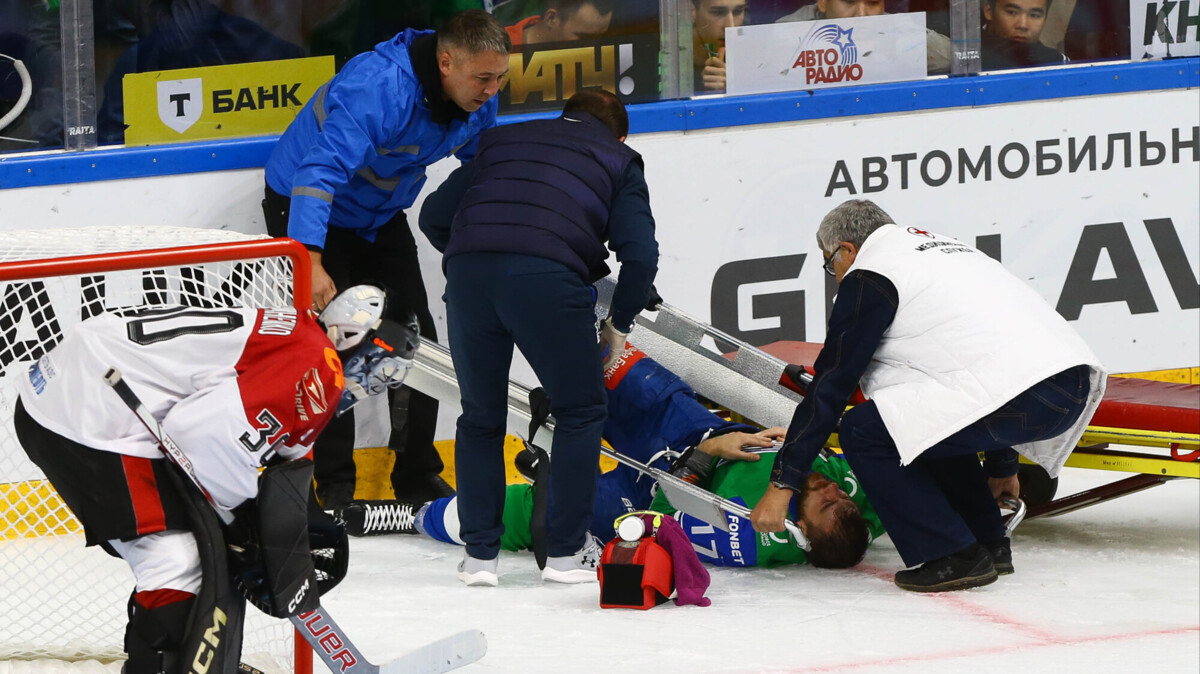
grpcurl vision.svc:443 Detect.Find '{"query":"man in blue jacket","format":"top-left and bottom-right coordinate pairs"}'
top-left (419, 89), bottom-right (659, 587)
top-left (263, 10), bottom-right (511, 508)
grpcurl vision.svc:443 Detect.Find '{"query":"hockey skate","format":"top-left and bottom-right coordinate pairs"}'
top-left (542, 533), bottom-right (602, 584)
top-left (335, 499), bottom-right (422, 536)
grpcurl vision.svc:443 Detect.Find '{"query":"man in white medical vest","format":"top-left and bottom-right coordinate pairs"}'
top-left (751, 199), bottom-right (1105, 592)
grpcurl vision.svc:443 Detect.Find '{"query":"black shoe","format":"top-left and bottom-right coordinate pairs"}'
top-left (894, 544), bottom-right (998, 593)
top-left (316, 483), bottom-right (355, 510)
top-left (983, 537), bottom-right (1014, 575)
top-left (335, 499), bottom-right (422, 536)
top-left (514, 446), bottom-right (539, 484)
top-left (392, 473), bottom-right (455, 503)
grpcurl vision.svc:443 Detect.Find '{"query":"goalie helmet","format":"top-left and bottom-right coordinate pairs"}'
top-left (319, 285), bottom-right (388, 354)
top-left (318, 286), bottom-right (420, 414)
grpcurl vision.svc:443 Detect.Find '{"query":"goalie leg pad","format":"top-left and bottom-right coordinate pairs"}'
top-left (166, 465), bottom-right (247, 674)
top-left (255, 459), bottom-right (321, 617)
top-left (124, 590), bottom-right (196, 674)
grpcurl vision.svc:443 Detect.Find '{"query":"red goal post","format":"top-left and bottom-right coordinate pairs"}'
top-left (0, 227), bottom-right (313, 673)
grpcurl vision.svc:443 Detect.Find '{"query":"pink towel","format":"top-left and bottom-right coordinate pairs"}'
top-left (637, 513), bottom-right (712, 607)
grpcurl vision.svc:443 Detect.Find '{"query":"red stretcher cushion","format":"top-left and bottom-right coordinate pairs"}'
top-left (1090, 377), bottom-right (1200, 434)
top-left (752, 341), bottom-right (1200, 435)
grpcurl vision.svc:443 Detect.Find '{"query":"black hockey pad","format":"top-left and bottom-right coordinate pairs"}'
top-left (254, 459), bottom-right (320, 618)
top-left (164, 464), bottom-right (247, 674)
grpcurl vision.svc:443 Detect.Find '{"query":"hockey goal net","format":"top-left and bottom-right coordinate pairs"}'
top-left (0, 226), bottom-right (312, 672)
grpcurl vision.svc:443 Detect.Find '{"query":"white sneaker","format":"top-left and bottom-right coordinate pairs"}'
top-left (542, 534), bottom-right (602, 584)
top-left (457, 552), bottom-right (499, 587)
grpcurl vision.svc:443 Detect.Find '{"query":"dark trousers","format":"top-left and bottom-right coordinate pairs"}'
top-left (446, 252), bottom-right (607, 560)
top-left (263, 186), bottom-right (442, 494)
top-left (839, 365), bottom-right (1091, 567)
top-left (13, 399), bottom-right (190, 547)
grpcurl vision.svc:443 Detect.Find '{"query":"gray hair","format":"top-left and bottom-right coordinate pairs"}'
top-left (816, 199), bottom-right (894, 253)
top-left (438, 9), bottom-right (512, 56)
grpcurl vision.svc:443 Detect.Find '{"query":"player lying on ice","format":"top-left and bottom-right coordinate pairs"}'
top-left (336, 343), bottom-right (885, 571)
top-left (15, 285), bottom-right (416, 674)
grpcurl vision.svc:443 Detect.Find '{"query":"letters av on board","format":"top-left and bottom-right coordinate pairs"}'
top-left (725, 13), bottom-right (928, 96)
top-left (123, 57), bottom-right (335, 146)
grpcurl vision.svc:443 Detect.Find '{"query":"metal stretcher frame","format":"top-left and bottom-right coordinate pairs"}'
top-left (592, 279), bottom-right (1200, 521)
top-left (402, 336), bottom-right (813, 544)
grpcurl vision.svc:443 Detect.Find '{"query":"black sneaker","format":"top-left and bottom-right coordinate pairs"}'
top-left (514, 446), bottom-right (539, 485)
top-left (983, 537), bottom-right (1014, 575)
top-left (335, 499), bottom-right (422, 536)
top-left (392, 473), bottom-right (455, 503)
top-left (894, 544), bottom-right (998, 592)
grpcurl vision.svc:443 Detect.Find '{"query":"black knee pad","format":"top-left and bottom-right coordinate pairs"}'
top-left (124, 592), bottom-right (195, 673)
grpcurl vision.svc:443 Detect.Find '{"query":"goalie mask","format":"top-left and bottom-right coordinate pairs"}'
top-left (318, 285), bottom-right (420, 415)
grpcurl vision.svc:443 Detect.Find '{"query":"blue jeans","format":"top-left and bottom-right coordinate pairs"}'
top-left (446, 253), bottom-right (607, 560)
top-left (839, 365), bottom-right (1091, 567)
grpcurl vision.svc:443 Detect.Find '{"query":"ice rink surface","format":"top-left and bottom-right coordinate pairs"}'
top-left (319, 468), bottom-right (1199, 674)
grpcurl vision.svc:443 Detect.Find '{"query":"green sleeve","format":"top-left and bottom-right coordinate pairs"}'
top-left (648, 485), bottom-right (677, 516)
top-left (499, 483), bottom-right (534, 551)
top-left (648, 452), bottom-right (884, 568)
top-left (707, 458), bottom-right (810, 567)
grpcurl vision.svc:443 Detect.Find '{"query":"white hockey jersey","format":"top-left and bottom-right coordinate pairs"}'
top-left (18, 306), bottom-right (344, 510)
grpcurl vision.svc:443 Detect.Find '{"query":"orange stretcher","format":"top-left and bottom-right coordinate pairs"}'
top-left (758, 341), bottom-right (1200, 520)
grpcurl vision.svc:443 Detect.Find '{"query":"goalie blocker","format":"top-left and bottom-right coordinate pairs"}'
top-left (230, 459), bottom-right (349, 618)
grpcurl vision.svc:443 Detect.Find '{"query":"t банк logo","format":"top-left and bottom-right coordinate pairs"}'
top-left (792, 24), bottom-right (863, 85)
top-left (157, 78), bottom-right (202, 134)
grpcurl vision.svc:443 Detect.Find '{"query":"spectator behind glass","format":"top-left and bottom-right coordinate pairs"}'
top-left (692, 0), bottom-right (747, 94)
top-left (982, 0), bottom-right (1067, 70)
top-left (506, 0), bottom-right (615, 47)
top-left (1062, 0), bottom-right (1129, 62)
top-left (95, 0), bottom-right (306, 145)
top-left (1, 1), bottom-right (62, 151)
top-left (776, 1), bottom-right (953, 74)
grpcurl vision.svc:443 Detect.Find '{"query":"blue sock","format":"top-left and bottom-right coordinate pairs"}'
top-left (417, 496), bottom-right (463, 545)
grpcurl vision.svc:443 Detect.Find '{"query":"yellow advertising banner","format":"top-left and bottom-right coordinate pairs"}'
top-left (123, 56), bottom-right (334, 146)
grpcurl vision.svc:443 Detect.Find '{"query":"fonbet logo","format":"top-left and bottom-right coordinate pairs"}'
top-left (157, 78), bottom-right (203, 133)
top-left (792, 24), bottom-right (863, 85)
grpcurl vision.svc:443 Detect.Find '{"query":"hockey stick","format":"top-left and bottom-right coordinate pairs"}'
top-left (295, 607), bottom-right (487, 674)
top-left (103, 367), bottom-right (234, 525)
top-left (103, 368), bottom-right (488, 674)
top-left (600, 446), bottom-right (812, 551)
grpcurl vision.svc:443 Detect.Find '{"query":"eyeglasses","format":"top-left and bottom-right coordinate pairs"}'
top-left (822, 247), bottom-right (841, 276)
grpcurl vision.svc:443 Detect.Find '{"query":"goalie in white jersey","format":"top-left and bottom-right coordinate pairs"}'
top-left (13, 285), bottom-right (417, 674)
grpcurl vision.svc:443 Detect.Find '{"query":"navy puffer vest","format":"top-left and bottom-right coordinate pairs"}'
top-left (443, 112), bottom-right (640, 282)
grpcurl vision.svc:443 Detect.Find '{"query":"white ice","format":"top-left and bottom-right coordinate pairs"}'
top-left (317, 467), bottom-right (1200, 674)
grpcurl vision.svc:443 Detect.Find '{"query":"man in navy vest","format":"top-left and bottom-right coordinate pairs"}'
top-left (419, 90), bottom-right (660, 587)
top-left (262, 11), bottom-right (511, 508)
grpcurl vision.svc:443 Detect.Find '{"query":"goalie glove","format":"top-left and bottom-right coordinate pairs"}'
top-left (231, 505), bottom-right (349, 615)
top-left (308, 505), bottom-right (349, 594)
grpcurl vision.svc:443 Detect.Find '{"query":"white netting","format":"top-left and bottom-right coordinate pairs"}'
top-left (0, 226), bottom-right (301, 672)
